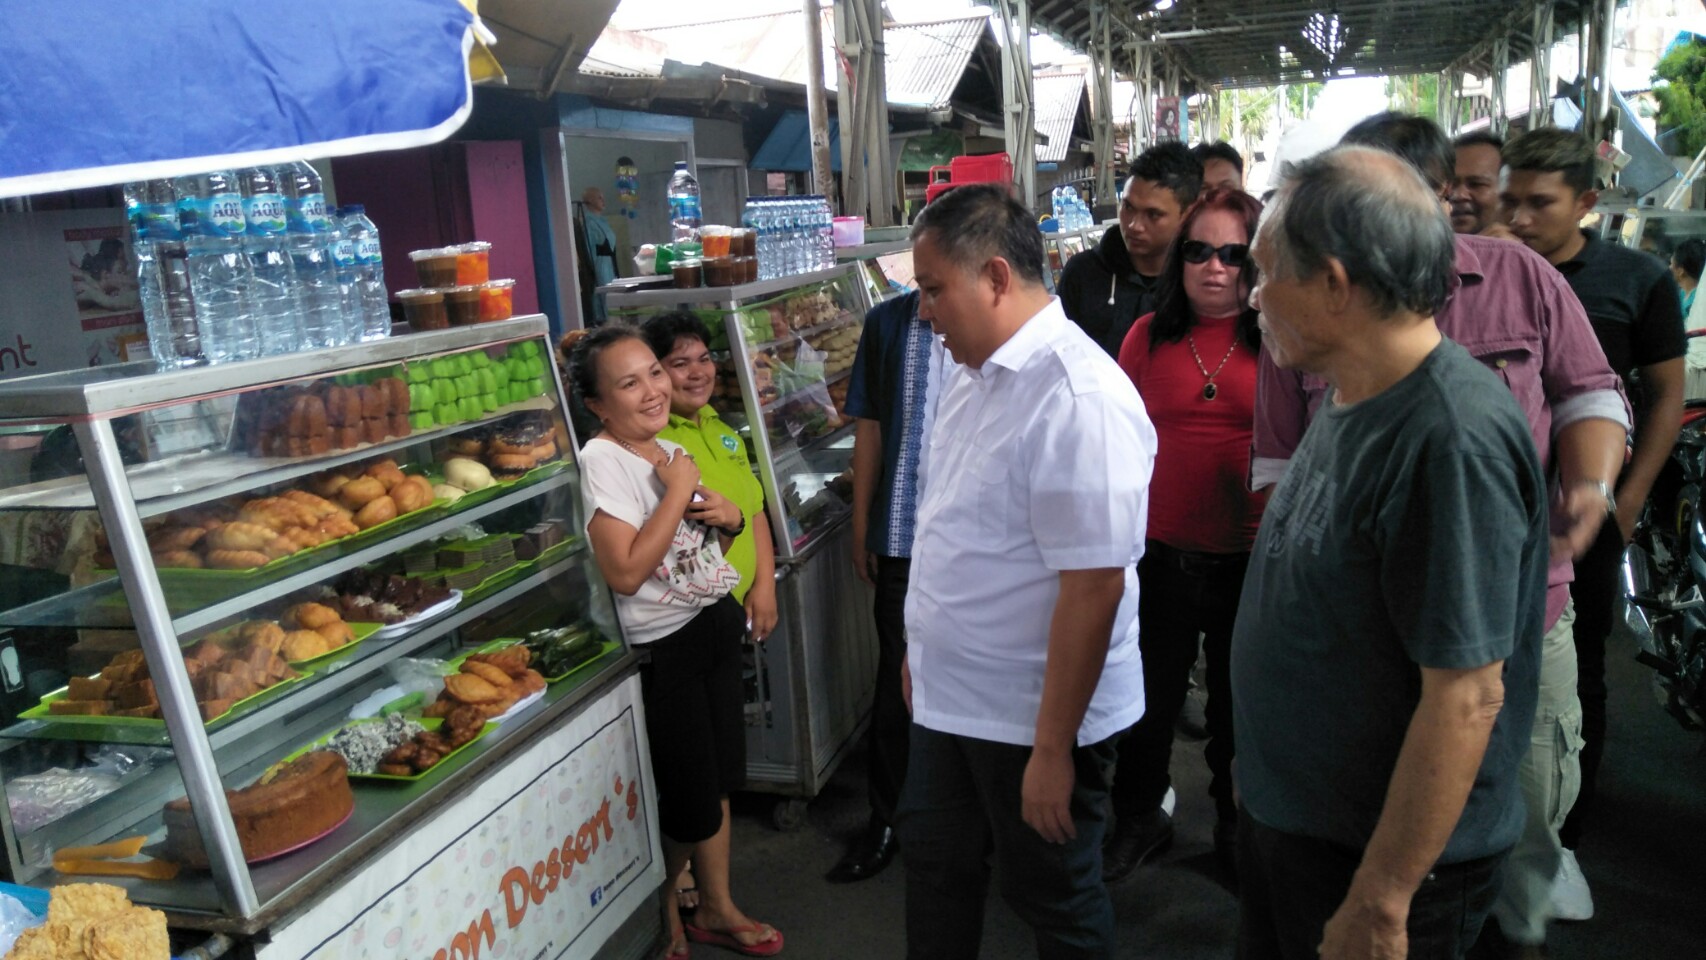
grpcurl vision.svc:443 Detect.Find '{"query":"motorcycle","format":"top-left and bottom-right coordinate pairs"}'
top-left (1622, 364), bottom-right (1706, 730)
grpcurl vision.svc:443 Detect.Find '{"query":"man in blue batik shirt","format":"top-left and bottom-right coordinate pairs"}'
top-left (827, 286), bottom-right (944, 883)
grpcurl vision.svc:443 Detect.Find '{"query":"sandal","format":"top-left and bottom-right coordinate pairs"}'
top-left (684, 922), bottom-right (784, 957)
top-left (676, 883), bottom-right (700, 915)
top-left (664, 940), bottom-right (691, 959)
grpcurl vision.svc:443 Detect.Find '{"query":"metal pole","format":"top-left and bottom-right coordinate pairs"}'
top-left (834, 0), bottom-right (863, 220)
top-left (803, 0), bottom-right (837, 203)
top-left (995, 0), bottom-right (1037, 209)
top-left (1491, 38), bottom-right (1509, 138)
top-left (865, 0), bottom-right (896, 226)
top-left (1092, 1), bottom-right (1116, 204)
top-left (1591, 0), bottom-right (1616, 143)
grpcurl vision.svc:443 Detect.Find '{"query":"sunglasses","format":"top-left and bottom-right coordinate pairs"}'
top-left (1180, 240), bottom-right (1250, 267)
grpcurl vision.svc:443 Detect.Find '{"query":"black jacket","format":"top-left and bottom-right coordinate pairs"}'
top-left (1057, 226), bottom-right (1161, 357)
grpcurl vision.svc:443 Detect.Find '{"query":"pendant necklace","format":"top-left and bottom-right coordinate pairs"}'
top-left (611, 434), bottom-right (666, 465)
top-left (1187, 333), bottom-right (1239, 401)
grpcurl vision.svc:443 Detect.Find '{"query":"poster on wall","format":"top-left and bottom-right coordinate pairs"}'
top-left (1, 209), bottom-right (148, 378)
top-left (1156, 97), bottom-right (1183, 142)
top-left (257, 674), bottom-right (662, 960)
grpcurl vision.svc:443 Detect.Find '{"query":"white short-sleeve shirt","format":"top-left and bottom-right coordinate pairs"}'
top-left (905, 299), bottom-right (1156, 746)
top-left (579, 437), bottom-right (740, 644)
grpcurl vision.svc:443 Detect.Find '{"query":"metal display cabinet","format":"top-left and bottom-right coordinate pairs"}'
top-left (0, 317), bottom-right (646, 934)
top-left (605, 267), bottom-right (880, 824)
top-left (836, 239), bottom-right (916, 304)
top-left (1042, 221), bottom-right (1116, 289)
top-left (1594, 205), bottom-right (1706, 254)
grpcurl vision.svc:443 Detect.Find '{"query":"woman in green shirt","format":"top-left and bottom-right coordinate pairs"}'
top-left (642, 313), bottom-right (779, 641)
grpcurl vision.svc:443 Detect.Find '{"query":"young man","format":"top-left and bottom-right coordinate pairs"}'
top-left (898, 183), bottom-right (1155, 959)
top-left (1501, 127), bottom-right (1687, 921)
top-left (1058, 142), bottom-right (1201, 356)
top-left (1192, 140), bottom-right (1245, 192)
top-left (1236, 144), bottom-right (1547, 960)
top-left (1450, 130), bottom-right (1506, 236)
top-left (828, 286), bottom-right (943, 883)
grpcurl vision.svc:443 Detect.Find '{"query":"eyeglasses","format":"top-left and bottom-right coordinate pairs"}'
top-left (1180, 240), bottom-right (1250, 267)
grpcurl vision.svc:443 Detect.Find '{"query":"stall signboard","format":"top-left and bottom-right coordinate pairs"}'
top-left (0, 209), bottom-right (148, 379)
top-left (258, 675), bottom-right (661, 960)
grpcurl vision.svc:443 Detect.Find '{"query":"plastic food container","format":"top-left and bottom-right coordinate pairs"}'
top-left (454, 241), bottom-right (492, 285)
top-left (445, 285), bottom-right (483, 326)
top-left (737, 256), bottom-right (757, 283)
top-left (409, 248), bottom-right (459, 287)
top-left (704, 257), bottom-right (737, 288)
top-left (832, 216), bottom-right (865, 247)
top-left (478, 279), bottom-right (515, 322)
top-left (395, 288), bottom-right (448, 331)
top-left (672, 258), bottom-right (703, 289)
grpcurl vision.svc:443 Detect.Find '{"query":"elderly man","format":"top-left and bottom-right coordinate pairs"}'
top-left (1234, 145), bottom-right (1548, 960)
top-left (581, 187), bottom-right (619, 322)
top-left (898, 183), bottom-right (1155, 959)
top-left (1450, 131), bottom-right (1507, 236)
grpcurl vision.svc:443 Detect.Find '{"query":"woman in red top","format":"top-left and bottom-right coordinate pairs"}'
top-left (1104, 187), bottom-right (1267, 887)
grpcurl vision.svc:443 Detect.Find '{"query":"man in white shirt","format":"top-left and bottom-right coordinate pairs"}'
top-left (897, 183), bottom-right (1157, 959)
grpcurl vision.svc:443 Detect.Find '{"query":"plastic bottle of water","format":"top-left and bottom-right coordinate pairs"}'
top-left (176, 171), bottom-right (259, 364)
top-left (1051, 186), bottom-right (1066, 230)
top-left (279, 161), bottom-right (345, 349)
top-left (134, 180), bottom-right (204, 367)
top-left (125, 182), bottom-right (172, 364)
top-left (236, 166), bottom-right (306, 356)
top-left (813, 197), bottom-right (834, 269)
top-left (667, 161), bottom-right (702, 244)
top-left (339, 205), bottom-right (391, 340)
top-left (752, 199), bottom-right (775, 281)
top-left (784, 199), bottom-right (803, 276)
top-left (326, 214), bottom-right (364, 343)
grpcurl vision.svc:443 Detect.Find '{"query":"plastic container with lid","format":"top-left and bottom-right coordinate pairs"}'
top-left (395, 288), bottom-right (449, 330)
top-left (671, 258), bottom-right (703, 289)
top-left (409, 248), bottom-right (458, 287)
top-left (445, 285), bottom-right (483, 326)
top-left (454, 241), bottom-right (492, 285)
top-left (704, 258), bottom-right (737, 288)
top-left (832, 216), bottom-right (866, 247)
top-left (478, 279), bottom-right (515, 322)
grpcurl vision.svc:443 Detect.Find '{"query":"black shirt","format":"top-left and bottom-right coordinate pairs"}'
top-left (1058, 226), bottom-right (1160, 358)
top-left (1555, 229), bottom-right (1685, 414)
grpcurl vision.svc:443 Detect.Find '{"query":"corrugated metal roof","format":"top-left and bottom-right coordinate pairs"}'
top-left (884, 16), bottom-right (990, 110)
top-left (580, 26), bottom-right (667, 79)
top-left (1033, 71), bottom-right (1087, 164)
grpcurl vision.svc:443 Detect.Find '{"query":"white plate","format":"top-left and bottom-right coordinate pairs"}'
top-left (369, 590), bottom-right (464, 639)
top-left (490, 687), bottom-right (545, 724)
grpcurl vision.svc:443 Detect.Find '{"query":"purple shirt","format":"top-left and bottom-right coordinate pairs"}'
top-left (1253, 233), bottom-right (1630, 629)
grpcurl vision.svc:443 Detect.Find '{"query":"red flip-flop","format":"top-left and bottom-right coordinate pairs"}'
top-left (683, 922), bottom-right (783, 957)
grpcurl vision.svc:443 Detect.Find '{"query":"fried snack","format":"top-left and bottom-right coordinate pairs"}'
top-left (443, 672), bottom-right (502, 704)
top-left (83, 905), bottom-right (170, 960)
top-left (488, 453), bottom-right (534, 478)
top-left (390, 475), bottom-right (430, 512)
top-left (313, 514), bottom-right (360, 538)
top-left (378, 377), bottom-right (409, 415)
top-left (460, 660), bottom-right (515, 690)
top-left (280, 489), bottom-right (343, 518)
top-left (8, 920), bottom-right (78, 959)
top-left (468, 645), bottom-right (531, 677)
top-left (359, 385), bottom-right (385, 420)
top-left (422, 698), bottom-right (456, 719)
top-left (46, 881), bottom-right (130, 924)
top-left (206, 549), bottom-right (272, 569)
top-left (68, 677), bottom-right (113, 700)
top-left (239, 621), bottom-right (287, 653)
top-left (518, 669), bottom-right (547, 695)
top-left (281, 630), bottom-right (329, 661)
top-left (205, 521), bottom-right (277, 551)
top-left (323, 385), bottom-right (361, 427)
top-left (283, 602), bottom-right (341, 630)
top-left (51, 700), bottom-right (112, 716)
top-left (279, 527), bottom-right (322, 552)
top-left (151, 549), bottom-right (204, 568)
top-left (259, 534), bottom-right (297, 560)
top-left (354, 495), bottom-right (397, 529)
top-left (448, 436), bottom-right (486, 457)
top-left (339, 476), bottom-right (386, 509)
top-left (307, 470), bottom-right (351, 498)
top-left (314, 620), bottom-right (356, 647)
top-left (378, 763), bottom-right (413, 777)
top-left (147, 525), bottom-right (207, 551)
top-left (470, 692), bottom-right (521, 720)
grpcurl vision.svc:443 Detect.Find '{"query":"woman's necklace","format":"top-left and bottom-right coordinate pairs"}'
top-left (1186, 332), bottom-right (1240, 401)
top-left (610, 434), bottom-right (666, 465)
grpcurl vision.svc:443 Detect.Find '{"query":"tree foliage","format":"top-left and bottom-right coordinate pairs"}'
top-left (1654, 38), bottom-right (1706, 158)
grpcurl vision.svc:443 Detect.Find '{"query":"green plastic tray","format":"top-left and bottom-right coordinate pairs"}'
top-left (288, 716), bottom-right (495, 782)
top-left (285, 620), bottom-right (383, 668)
top-left (462, 634), bottom-right (617, 684)
top-left (432, 458), bottom-right (570, 510)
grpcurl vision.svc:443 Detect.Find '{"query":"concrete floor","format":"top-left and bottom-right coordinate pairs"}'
top-left (721, 630), bottom-right (1706, 958)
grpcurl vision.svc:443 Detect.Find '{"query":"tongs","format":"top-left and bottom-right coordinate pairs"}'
top-left (52, 835), bottom-right (180, 880)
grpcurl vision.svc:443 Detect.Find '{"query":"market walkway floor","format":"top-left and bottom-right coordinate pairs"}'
top-left (724, 627), bottom-right (1706, 958)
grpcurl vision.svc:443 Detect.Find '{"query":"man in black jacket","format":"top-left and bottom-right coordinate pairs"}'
top-left (1058, 142), bottom-right (1202, 356)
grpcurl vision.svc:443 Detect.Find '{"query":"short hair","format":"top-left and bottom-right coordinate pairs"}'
top-left (565, 322), bottom-right (648, 406)
top-left (1453, 130), bottom-right (1505, 153)
top-left (1263, 145), bottom-right (1457, 319)
top-left (1191, 140), bottom-right (1245, 176)
top-left (1150, 187), bottom-right (1265, 351)
top-left (1675, 238), bottom-right (1706, 281)
top-left (1340, 111), bottom-right (1455, 193)
top-left (1503, 128), bottom-right (1597, 195)
top-left (1128, 141), bottom-right (1203, 209)
top-left (640, 311), bottom-right (713, 362)
top-left (910, 182), bottom-right (1046, 287)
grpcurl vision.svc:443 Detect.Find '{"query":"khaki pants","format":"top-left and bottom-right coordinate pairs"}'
top-left (1490, 601), bottom-right (1585, 945)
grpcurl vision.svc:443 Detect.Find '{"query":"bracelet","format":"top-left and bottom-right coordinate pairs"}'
top-left (1579, 478), bottom-right (1617, 515)
top-left (720, 514), bottom-right (747, 537)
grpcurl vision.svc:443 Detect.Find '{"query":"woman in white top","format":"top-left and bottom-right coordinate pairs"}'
top-left (568, 325), bottom-right (783, 958)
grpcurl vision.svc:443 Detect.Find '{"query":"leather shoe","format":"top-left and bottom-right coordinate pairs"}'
top-left (825, 821), bottom-right (897, 883)
top-left (1102, 808), bottom-right (1173, 883)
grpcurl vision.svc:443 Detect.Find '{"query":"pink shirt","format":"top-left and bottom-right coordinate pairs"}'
top-left (1252, 233), bottom-right (1630, 629)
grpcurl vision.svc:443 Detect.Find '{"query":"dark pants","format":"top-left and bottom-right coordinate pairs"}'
top-left (897, 723), bottom-right (1119, 960)
top-left (1562, 516), bottom-right (1619, 849)
top-left (865, 556), bottom-right (912, 826)
top-left (1237, 815), bottom-right (1506, 960)
top-left (1111, 541), bottom-right (1245, 823)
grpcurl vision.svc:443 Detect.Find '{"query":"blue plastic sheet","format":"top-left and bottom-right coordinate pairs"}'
top-left (0, 0), bottom-right (478, 197)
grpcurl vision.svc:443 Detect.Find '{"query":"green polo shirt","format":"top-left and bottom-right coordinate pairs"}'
top-left (659, 405), bottom-right (766, 602)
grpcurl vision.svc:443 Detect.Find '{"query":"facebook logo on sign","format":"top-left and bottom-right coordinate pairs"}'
top-left (589, 887), bottom-right (603, 908)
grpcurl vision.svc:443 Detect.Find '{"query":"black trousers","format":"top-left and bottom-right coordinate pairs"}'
top-left (865, 556), bottom-right (913, 826)
top-left (1237, 815), bottom-right (1506, 960)
top-left (897, 723), bottom-right (1119, 960)
top-left (1111, 541), bottom-right (1246, 823)
top-left (1562, 516), bottom-right (1619, 849)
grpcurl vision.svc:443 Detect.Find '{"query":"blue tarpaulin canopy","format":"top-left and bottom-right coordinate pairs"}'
top-left (0, 0), bottom-right (487, 198)
top-left (752, 110), bottom-right (841, 173)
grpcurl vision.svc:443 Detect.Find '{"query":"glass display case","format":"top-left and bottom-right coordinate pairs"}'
top-left (837, 239), bottom-right (916, 305)
top-left (1042, 225), bottom-right (1098, 289)
top-left (0, 316), bottom-right (637, 930)
top-left (1595, 205), bottom-right (1706, 257)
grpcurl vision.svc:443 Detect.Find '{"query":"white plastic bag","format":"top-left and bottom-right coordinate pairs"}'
top-left (0, 892), bottom-right (43, 956)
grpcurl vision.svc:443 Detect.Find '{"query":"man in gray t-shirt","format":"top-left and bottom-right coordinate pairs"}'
top-left (1233, 146), bottom-right (1546, 960)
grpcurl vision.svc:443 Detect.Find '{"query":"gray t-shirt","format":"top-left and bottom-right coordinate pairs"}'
top-left (1231, 338), bottom-right (1546, 863)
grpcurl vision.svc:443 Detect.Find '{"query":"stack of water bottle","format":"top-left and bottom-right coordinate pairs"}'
top-left (125, 162), bottom-right (392, 368)
top-left (1050, 185), bottom-right (1094, 232)
top-left (740, 195), bottom-right (836, 282)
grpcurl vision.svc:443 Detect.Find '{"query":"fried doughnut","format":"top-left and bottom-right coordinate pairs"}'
top-left (307, 471), bottom-right (350, 499)
top-left (488, 453), bottom-right (533, 478)
top-left (205, 521), bottom-right (278, 552)
top-left (390, 476), bottom-right (430, 512)
top-left (486, 438), bottom-right (534, 457)
top-left (353, 495), bottom-right (397, 529)
top-left (205, 549), bottom-right (271, 569)
top-left (369, 467), bottom-right (406, 492)
top-left (281, 630), bottom-right (329, 661)
top-left (283, 602), bottom-right (341, 630)
top-left (147, 526), bottom-right (207, 551)
top-left (314, 620), bottom-right (356, 647)
top-left (151, 549), bottom-right (203, 569)
top-left (339, 476), bottom-right (386, 509)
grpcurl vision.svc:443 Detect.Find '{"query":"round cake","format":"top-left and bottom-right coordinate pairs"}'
top-left (162, 751), bottom-right (353, 867)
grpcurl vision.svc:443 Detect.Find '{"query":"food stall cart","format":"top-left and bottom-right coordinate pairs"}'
top-left (836, 237), bottom-right (915, 306)
top-left (605, 266), bottom-right (879, 829)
